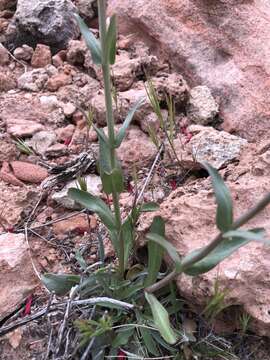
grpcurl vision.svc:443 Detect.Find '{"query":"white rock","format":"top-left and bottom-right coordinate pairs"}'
top-left (187, 85), bottom-right (219, 125)
top-left (52, 175), bottom-right (102, 209)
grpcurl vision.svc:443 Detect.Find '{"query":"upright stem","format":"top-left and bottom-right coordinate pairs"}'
top-left (98, 0), bottom-right (124, 277)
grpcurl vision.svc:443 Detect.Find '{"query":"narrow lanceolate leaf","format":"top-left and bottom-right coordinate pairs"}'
top-left (74, 13), bottom-right (102, 65)
top-left (115, 97), bottom-right (145, 147)
top-left (121, 216), bottom-right (134, 267)
top-left (140, 202), bottom-right (160, 213)
top-left (106, 14), bottom-right (117, 65)
top-left (202, 162), bottom-right (233, 232)
top-left (145, 292), bottom-right (178, 344)
top-left (223, 228), bottom-right (267, 242)
top-left (146, 233), bottom-right (182, 271)
top-left (41, 273), bottom-right (80, 296)
top-left (140, 327), bottom-right (160, 356)
top-left (145, 216), bottom-right (165, 287)
top-left (68, 188), bottom-right (116, 230)
top-left (183, 229), bottom-right (264, 276)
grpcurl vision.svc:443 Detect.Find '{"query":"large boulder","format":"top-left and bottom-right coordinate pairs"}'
top-left (139, 143), bottom-right (270, 336)
top-left (108, 0), bottom-right (270, 142)
top-left (7, 0), bottom-right (79, 51)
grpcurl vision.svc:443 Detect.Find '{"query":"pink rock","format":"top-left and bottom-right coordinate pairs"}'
top-left (46, 72), bottom-right (72, 91)
top-left (53, 214), bottom-right (96, 235)
top-left (0, 233), bottom-right (38, 320)
top-left (31, 44), bottom-right (52, 68)
top-left (0, 161), bottom-right (24, 187)
top-left (139, 146), bottom-right (270, 336)
top-left (0, 44), bottom-right (9, 65)
top-left (56, 124), bottom-right (75, 142)
top-left (10, 161), bottom-right (48, 184)
top-left (13, 45), bottom-right (34, 62)
top-left (109, 0), bottom-right (270, 142)
top-left (0, 72), bottom-right (17, 91)
top-left (0, 181), bottom-right (38, 230)
top-left (116, 125), bottom-right (157, 170)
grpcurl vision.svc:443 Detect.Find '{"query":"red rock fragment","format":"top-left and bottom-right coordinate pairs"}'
top-left (10, 161), bottom-right (48, 184)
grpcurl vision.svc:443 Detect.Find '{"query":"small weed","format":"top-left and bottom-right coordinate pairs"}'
top-left (14, 138), bottom-right (34, 155)
top-left (202, 280), bottom-right (230, 322)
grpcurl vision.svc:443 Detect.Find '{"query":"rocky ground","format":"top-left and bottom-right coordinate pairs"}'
top-left (0, 0), bottom-right (270, 359)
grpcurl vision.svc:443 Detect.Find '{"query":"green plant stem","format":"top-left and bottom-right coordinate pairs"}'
top-left (98, 0), bottom-right (124, 276)
top-left (145, 192), bottom-right (270, 293)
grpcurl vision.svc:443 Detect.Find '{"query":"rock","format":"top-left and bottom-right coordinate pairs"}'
top-left (0, 0), bottom-right (16, 11)
top-left (0, 161), bottom-right (24, 187)
top-left (31, 44), bottom-right (52, 68)
top-left (56, 77), bottom-right (100, 109)
top-left (119, 83), bottom-right (154, 122)
top-left (55, 124), bottom-right (75, 142)
top-left (13, 44), bottom-right (34, 61)
top-left (39, 95), bottom-right (59, 110)
top-left (53, 213), bottom-right (96, 235)
top-left (0, 233), bottom-right (38, 320)
top-left (66, 39), bottom-right (86, 66)
top-left (28, 131), bottom-right (57, 155)
top-left (109, 0), bottom-right (270, 142)
top-left (17, 65), bottom-right (57, 92)
top-left (0, 137), bottom-right (17, 162)
top-left (0, 181), bottom-right (38, 229)
top-left (45, 143), bottom-right (68, 157)
top-left (139, 155), bottom-right (270, 336)
top-left (0, 71), bottom-right (17, 91)
top-left (52, 174), bottom-right (102, 209)
top-left (152, 73), bottom-right (189, 105)
top-left (10, 161), bottom-right (48, 184)
top-left (0, 43), bottom-right (9, 65)
top-left (61, 102), bottom-right (76, 117)
top-left (74, 0), bottom-right (97, 23)
top-left (112, 51), bottom-right (138, 91)
top-left (170, 125), bottom-right (248, 170)
top-left (90, 92), bottom-right (120, 126)
top-left (139, 111), bottom-right (164, 134)
top-left (117, 125), bottom-right (157, 170)
top-left (9, 0), bottom-right (79, 51)
top-left (187, 86), bottom-right (219, 125)
top-left (46, 72), bottom-right (72, 92)
top-left (0, 95), bottom-right (50, 137)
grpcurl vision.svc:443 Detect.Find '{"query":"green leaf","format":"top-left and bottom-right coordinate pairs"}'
top-left (115, 98), bottom-right (145, 147)
top-left (140, 202), bottom-right (160, 213)
top-left (202, 162), bottom-right (233, 232)
top-left (41, 273), bottom-right (80, 296)
top-left (121, 216), bottom-right (134, 267)
top-left (183, 229), bottom-right (263, 276)
top-left (223, 228), bottom-right (267, 242)
top-left (145, 292), bottom-right (178, 344)
top-left (75, 250), bottom-right (87, 270)
top-left (68, 188), bottom-right (116, 230)
top-left (146, 233), bottom-right (182, 271)
top-left (97, 131), bottom-right (124, 194)
top-left (112, 327), bottom-right (134, 348)
top-left (106, 15), bottom-right (117, 65)
top-left (74, 13), bottom-right (102, 65)
top-left (145, 216), bottom-right (165, 287)
top-left (93, 125), bottom-right (109, 144)
top-left (140, 327), bottom-right (160, 356)
top-left (102, 167), bottom-right (124, 194)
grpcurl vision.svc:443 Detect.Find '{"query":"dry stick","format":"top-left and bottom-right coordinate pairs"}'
top-left (145, 192), bottom-right (270, 293)
top-left (0, 297), bottom-right (134, 337)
